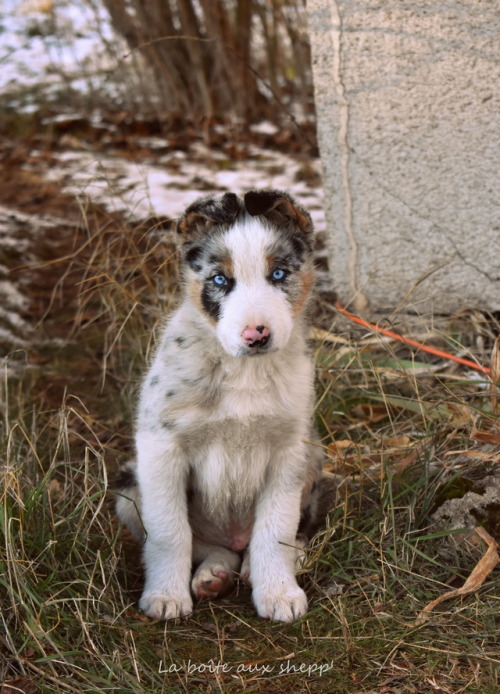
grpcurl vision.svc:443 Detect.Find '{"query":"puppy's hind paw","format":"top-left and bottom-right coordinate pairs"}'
top-left (139, 591), bottom-right (193, 620)
top-left (192, 566), bottom-right (234, 600)
top-left (253, 585), bottom-right (308, 622)
top-left (239, 552), bottom-right (251, 586)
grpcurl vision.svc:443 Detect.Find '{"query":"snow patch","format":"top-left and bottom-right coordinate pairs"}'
top-left (46, 145), bottom-right (325, 231)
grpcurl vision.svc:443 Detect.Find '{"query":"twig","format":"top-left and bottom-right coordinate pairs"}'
top-left (415, 527), bottom-right (499, 625)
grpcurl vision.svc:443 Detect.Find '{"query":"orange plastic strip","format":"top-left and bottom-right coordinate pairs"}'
top-left (335, 302), bottom-right (491, 375)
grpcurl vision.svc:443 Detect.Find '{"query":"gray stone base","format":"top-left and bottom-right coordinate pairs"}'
top-left (307, 0), bottom-right (500, 315)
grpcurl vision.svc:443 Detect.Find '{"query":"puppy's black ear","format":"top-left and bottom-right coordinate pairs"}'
top-left (244, 189), bottom-right (312, 233)
top-left (177, 192), bottom-right (241, 236)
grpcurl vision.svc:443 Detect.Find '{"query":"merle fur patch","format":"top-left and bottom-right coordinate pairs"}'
top-left (177, 192), bottom-right (243, 238)
top-left (114, 465), bottom-right (136, 491)
top-left (201, 277), bottom-right (235, 321)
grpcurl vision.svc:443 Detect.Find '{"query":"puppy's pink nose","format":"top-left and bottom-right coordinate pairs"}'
top-left (241, 324), bottom-right (270, 348)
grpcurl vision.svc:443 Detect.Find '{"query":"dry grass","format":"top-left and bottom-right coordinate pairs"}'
top-left (1, 187), bottom-right (499, 693)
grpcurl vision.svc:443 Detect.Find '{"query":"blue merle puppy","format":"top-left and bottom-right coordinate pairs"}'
top-left (116, 189), bottom-right (324, 622)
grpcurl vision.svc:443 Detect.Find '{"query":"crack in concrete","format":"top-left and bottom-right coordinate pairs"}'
top-left (330, 2), bottom-right (368, 313)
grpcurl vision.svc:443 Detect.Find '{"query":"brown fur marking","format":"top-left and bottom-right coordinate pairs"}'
top-left (292, 268), bottom-right (314, 315)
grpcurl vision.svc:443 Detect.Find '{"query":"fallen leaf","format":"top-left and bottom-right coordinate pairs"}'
top-left (20, 648), bottom-right (35, 659)
top-left (472, 429), bottom-right (500, 445)
top-left (415, 526), bottom-right (499, 625)
top-left (46, 479), bottom-right (63, 500)
top-left (326, 440), bottom-right (381, 474)
top-left (352, 403), bottom-right (389, 423)
top-left (1, 678), bottom-right (37, 694)
top-left (328, 439), bottom-right (356, 451)
top-left (444, 402), bottom-right (474, 427)
top-left (324, 456), bottom-right (381, 475)
top-left (392, 446), bottom-right (422, 475)
top-left (125, 610), bottom-right (150, 622)
top-left (382, 435), bottom-right (411, 448)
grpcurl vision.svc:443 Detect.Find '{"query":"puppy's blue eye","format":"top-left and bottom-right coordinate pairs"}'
top-left (272, 268), bottom-right (286, 281)
top-left (213, 274), bottom-right (228, 286)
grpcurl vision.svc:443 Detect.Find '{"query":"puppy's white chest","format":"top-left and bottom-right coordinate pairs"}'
top-left (215, 352), bottom-right (312, 420)
top-left (218, 379), bottom-right (277, 419)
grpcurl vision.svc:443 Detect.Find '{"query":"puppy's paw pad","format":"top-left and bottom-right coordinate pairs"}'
top-left (254, 586), bottom-right (308, 622)
top-left (192, 567), bottom-right (233, 599)
top-left (139, 592), bottom-right (193, 620)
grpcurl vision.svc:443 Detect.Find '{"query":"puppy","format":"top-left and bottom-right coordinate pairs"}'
top-left (115, 189), bottom-right (324, 622)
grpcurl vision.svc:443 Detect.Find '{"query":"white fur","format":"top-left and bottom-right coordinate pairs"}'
top-left (216, 220), bottom-right (294, 355)
top-left (117, 196), bottom-right (321, 622)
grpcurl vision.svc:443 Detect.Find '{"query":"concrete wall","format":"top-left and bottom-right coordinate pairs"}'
top-left (307, 0), bottom-right (499, 315)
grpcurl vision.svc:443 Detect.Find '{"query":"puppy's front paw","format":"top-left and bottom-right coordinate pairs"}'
top-left (139, 591), bottom-right (193, 620)
top-left (253, 584), bottom-right (308, 622)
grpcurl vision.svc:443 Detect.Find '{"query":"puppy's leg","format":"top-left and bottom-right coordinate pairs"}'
top-left (191, 540), bottom-right (241, 600)
top-left (136, 433), bottom-right (193, 620)
top-left (241, 536), bottom-right (306, 585)
top-left (249, 444), bottom-right (310, 623)
top-left (115, 461), bottom-right (144, 541)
